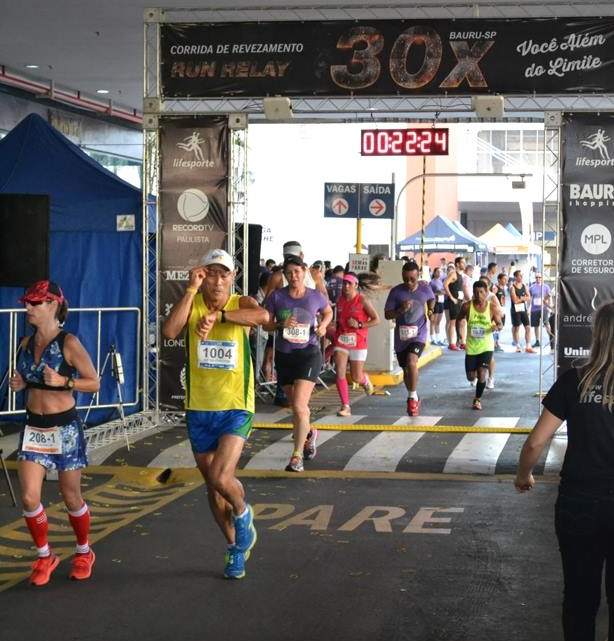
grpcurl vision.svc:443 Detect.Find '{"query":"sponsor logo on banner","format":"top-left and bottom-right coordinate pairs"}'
top-left (568, 183), bottom-right (614, 206)
top-left (580, 223), bottom-right (612, 255)
top-left (174, 132), bottom-right (215, 168)
top-left (159, 117), bottom-right (228, 408)
top-left (577, 129), bottom-right (614, 166)
top-left (562, 345), bottom-right (591, 358)
top-left (177, 188), bottom-right (210, 222)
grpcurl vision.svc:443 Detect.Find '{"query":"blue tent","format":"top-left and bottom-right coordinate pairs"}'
top-left (397, 215), bottom-right (489, 253)
top-left (0, 114), bottom-right (143, 424)
top-left (505, 222), bottom-right (522, 237)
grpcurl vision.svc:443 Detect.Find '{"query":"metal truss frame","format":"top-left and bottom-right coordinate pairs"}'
top-left (143, 4), bottom-right (610, 425)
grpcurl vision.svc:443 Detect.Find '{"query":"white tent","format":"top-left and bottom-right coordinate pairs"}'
top-left (478, 223), bottom-right (541, 255)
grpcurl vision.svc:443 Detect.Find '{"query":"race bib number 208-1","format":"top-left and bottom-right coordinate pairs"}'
top-left (198, 340), bottom-right (238, 370)
top-left (22, 425), bottom-right (62, 455)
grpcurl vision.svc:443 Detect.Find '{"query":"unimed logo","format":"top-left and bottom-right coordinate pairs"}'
top-left (581, 223), bottom-right (611, 255)
top-left (564, 346), bottom-right (590, 357)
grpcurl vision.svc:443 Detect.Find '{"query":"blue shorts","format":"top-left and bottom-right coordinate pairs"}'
top-left (17, 407), bottom-right (88, 472)
top-left (187, 409), bottom-right (253, 454)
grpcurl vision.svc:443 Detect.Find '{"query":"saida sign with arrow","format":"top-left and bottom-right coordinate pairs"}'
top-left (324, 182), bottom-right (394, 220)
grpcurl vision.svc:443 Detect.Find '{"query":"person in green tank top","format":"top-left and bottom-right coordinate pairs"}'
top-left (457, 280), bottom-right (503, 410)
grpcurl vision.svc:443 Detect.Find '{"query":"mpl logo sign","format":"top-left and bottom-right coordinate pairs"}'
top-left (173, 132), bottom-right (215, 169)
top-left (581, 223), bottom-right (611, 255)
top-left (576, 128), bottom-right (614, 168)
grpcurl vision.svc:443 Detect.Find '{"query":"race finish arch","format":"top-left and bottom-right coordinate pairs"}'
top-left (142, 3), bottom-right (614, 415)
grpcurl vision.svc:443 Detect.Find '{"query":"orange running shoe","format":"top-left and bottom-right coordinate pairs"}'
top-left (69, 549), bottom-right (96, 580)
top-left (30, 553), bottom-right (60, 586)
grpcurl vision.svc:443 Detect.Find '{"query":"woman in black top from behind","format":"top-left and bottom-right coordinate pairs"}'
top-left (516, 300), bottom-right (614, 641)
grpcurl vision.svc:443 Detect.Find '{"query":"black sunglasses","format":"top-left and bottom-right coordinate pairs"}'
top-left (25, 300), bottom-right (50, 306)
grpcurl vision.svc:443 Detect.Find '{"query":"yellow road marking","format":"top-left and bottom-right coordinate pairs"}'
top-left (253, 422), bottom-right (532, 433)
top-left (0, 466), bottom-right (200, 593)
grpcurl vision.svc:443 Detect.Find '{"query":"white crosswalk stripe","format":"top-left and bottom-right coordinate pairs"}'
top-left (345, 432), bottom-right (425, 472)
top-left (314, 415), bottom-right (367, 425)
top-left (473, 417), bottom-right (520, 428)
top-left (244, 430), bottom-right (340, 470)
top-left (443, 433), bottom-right (511, 474)
top-left (544, 435), bottom-right (567, 476)
top-left (392, 416), bottom-right (442, 426)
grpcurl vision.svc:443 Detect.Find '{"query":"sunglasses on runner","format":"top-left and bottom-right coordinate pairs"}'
top-left (24, 300), bottom-right (51, 307)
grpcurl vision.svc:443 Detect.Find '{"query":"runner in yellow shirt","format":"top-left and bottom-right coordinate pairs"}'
top-left (163, 249), bottom-right (269, 580)
top-left (457, 280), bottom-right (503, 410)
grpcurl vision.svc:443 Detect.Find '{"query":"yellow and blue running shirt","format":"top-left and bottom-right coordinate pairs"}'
top-left (185, 293), bottom-right (255, 413)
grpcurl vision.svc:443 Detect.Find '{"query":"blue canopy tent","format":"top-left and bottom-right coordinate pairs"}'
top-left (397, 215), bottom-right (489, 253)
top-left (0, 114), bottom-right (143, 424)
top-left (505, 222), bottom-right (522, 237)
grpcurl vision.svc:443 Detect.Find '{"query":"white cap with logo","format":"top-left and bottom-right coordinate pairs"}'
top-left (201, 248), bottom-right (234, 271)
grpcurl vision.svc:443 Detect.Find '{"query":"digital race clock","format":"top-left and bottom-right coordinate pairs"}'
top-left (361, 128), bottom-right (449, 156)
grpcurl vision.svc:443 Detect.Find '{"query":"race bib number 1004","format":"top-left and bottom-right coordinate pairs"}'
top-left (198, 340), bottom-right (238, 370)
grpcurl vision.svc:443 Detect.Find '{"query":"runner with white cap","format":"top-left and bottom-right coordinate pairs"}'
top-left (163, 248), bottom-right (269, 580)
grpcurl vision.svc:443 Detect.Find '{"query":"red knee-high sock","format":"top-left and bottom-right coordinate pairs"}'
top-left (336, 378), bottom-right (350, 406)
top-left (68, 502), bottom-right (90, 554)
top-left (24, 504), bottom-right (49, 557)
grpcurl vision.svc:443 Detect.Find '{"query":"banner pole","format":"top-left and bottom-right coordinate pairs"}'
top-left (356, 216), bottom-right (362, 254)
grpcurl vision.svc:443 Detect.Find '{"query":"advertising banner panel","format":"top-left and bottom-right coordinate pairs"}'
top-left (159, 117), bottom-right (228, 409)
top-left (161, 18), bottom-right (614, 98)
top-left (559, 114), bottom-right (614, 374)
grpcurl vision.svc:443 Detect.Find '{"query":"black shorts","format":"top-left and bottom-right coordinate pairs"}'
top-left (274, 345), bottom-right (322, 386)
top-left (530, 310), bottom-right (549, 328)
top-left (433, 302), bottom-right (444, 314)
top-left (465, 351), bottom-right (493, 374)
top-left (511, 311), bottom-right (529, 327)
top-left (266, 333), bottom-right (274, 349)
top-left (396, 342), bottom-right (425, 367)
top-left (449, 300), bottom-right (463, 320)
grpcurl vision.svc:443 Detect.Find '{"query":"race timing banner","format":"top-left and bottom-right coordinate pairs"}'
top-left (161, 18), bottom-right (614, 98)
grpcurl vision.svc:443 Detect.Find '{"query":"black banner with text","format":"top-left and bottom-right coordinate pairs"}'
top-left (558, 114), bottom-right (614, 374)
top-left (161, 18), bottom-right (614, 98)
top-left (159, 117), bottom-right (228, 409)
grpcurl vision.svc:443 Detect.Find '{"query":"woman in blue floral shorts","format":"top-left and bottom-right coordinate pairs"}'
top-left (9, 280), bottom-right (99, 586)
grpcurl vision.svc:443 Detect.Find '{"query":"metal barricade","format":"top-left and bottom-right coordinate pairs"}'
top-left (0, 307), bottom-right (141, 417)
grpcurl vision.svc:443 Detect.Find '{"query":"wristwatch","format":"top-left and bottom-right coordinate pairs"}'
top-left (358, 322), bottom-right (363, 329)
top-left (65, 375), bottom-right (75, 390)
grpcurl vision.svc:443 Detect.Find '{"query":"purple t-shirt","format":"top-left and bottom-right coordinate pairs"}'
top-left (385, 283), bottom-right (435, 351)
top-left (529, 283), bottom-right (551, 311)
top-left (430, 278), bottom-right (444, 296)
top-left (266, 287), bottom-right (328, 353)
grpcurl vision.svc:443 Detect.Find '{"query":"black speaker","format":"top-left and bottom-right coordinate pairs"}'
top-left (0, 194), bottom-right (50, 287)
top-left (232, 224), bottom-right (263, 296)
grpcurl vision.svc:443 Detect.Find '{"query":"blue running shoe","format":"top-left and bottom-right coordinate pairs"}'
top-left (233, 505), bottom-right (257, 554)
top-left (224, 546), bottom-right (246, 580)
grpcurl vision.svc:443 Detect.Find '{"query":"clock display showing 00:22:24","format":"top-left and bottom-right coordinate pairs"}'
top-left (361, 128), bottom-right (449, 156)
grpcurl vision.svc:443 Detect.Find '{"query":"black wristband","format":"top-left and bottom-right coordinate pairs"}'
top-left (220, 309), bottom-right (226, 323)
top-left (358, 322), bottom-right (363, 329)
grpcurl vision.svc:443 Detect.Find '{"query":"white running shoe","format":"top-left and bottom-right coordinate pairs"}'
top-left (469, 378), bottom-right (477, 387)
top-left (486, 377), bottom-right (495, 390)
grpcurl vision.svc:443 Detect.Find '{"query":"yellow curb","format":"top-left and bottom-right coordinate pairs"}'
top-left (361, 346), bottom-right (443, 387)
top-left (252, 423), bottom-right (532, 433)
